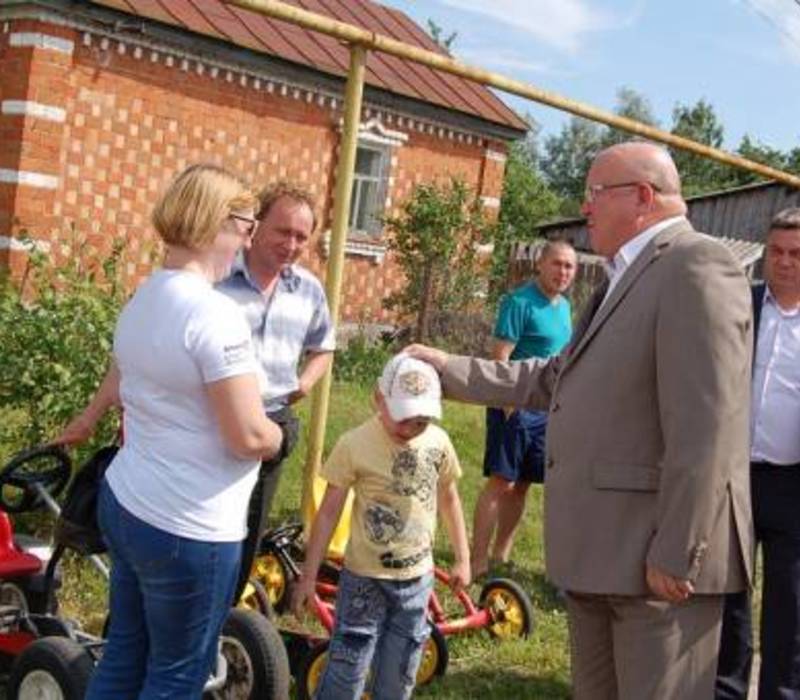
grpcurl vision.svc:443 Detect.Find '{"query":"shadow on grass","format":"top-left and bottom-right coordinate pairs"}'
top-left (415, 667), bottom-right (571, 699)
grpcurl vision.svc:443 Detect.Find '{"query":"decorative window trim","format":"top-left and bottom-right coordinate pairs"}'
top-left (348, 141), bottom-right (391, 238)
top-left (334, 118), bottom-right (405, 238)
top-left (320, 230), bottom-right (386, 264)
top-left (354, 117), bottom-right (408, 147)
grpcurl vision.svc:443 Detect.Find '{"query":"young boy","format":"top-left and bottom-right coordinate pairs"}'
top-left (292, 353), bottom-right (471, 700)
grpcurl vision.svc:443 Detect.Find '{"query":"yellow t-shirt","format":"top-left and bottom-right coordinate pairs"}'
top-left (321, 415), bottom-right (462, 580)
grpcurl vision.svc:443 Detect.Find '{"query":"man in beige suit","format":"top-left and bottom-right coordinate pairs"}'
top-left (409, 141), bottom-right (753, 700)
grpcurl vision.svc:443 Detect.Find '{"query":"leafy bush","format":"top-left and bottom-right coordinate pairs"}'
top-left (0, 233), bottom-right (128, 461)
top-left (332, 331), bottom-right (395, 386)
top-left (389, 311), bottom-right (493, 358)
top-left (384, 179), bottom-right (490, 343)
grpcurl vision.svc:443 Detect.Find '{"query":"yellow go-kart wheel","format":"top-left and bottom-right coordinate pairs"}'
top-left (479, 577), bottom-right (535, 639)
top-left (296, 642), bottom-right (346, 700)
top-left (251, 552), bottom-right (291, 613)
top-left (415, 624), bottom-right (448, 686)
top-left (237, 577), bottom-right (274, 619)
top-left (296, 626), bottom-right (447, 700)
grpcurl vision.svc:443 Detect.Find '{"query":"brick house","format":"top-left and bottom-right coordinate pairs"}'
top-left (0, 0), bottom-right (526, 325)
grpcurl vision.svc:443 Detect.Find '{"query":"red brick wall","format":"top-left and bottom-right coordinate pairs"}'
top-left (0, 16), bottom-right (509, 324)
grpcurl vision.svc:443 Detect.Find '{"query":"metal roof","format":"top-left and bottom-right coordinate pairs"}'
top-left (534, 181), bottom-right (800, 254)
top-left (88, 0), bottom-right (528, 134)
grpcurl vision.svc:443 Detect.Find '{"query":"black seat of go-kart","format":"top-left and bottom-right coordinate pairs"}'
top-left (0, 512), bottom-right (41, 577)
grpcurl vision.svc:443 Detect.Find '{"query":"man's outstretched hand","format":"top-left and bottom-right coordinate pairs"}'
top-left (404, 344), bottom-right (449, 372)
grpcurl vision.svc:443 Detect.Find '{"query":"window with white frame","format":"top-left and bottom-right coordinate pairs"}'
top-left (349, 142), bottom-right (390, 237)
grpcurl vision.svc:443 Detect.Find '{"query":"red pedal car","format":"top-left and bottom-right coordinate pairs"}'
top-left (0, 445), bottom-right (291, 700)
top-left (0, 445), bottom-right (98, 699)
top-left (244, 522), bottom-right (536, 700)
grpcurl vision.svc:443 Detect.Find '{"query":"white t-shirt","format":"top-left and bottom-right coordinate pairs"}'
top-left (105, 269), bottom-right (261, 542)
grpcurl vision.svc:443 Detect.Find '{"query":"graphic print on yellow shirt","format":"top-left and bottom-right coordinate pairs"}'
top-left (321, 415), bottom-right (462, 580)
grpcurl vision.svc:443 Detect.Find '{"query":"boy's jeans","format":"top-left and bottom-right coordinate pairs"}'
top-left (87, 479), bottom-right (241, 699)
top-left (317, 568), bottom-right (434, 700)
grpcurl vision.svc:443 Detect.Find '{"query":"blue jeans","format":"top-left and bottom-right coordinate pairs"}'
top-left (87, 480), bottom-right (242, 700)
top-left (317, 568), bottom-right (433, 700)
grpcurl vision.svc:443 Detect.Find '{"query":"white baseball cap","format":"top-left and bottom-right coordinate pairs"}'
top-left (378, 353), bottom-right (442, 422)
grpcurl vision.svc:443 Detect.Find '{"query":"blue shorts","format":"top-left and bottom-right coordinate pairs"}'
top-left (483, 407), bottom-right (548, 484)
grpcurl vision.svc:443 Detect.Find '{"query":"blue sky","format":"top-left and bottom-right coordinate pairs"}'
top-left (382, 0), bottom-right (800, 153)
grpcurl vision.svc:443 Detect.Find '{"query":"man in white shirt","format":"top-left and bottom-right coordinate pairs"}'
top-left (716, 207), bottom-right (800, 700)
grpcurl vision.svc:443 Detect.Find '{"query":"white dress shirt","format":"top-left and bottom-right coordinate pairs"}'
top-left (751, 285), bottom-right (800, 465)
top-left (601, 216), bottom-right (686, 307)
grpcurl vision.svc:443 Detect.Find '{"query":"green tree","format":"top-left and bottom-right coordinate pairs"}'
top-left (541, 117), bottom-right (602, 214)
top-left (0, 230), bottom-right (129, 458)
top-left (786, 147), bottom-right (800, 175)
top-left (540, 88), bottom-right (659, 212)
top-left (601, 87), bottom-right (660, 148)
top-left (729, 134), bottom-right (789, 187)
top-left (669, 99), bottom-right (733, 196)
top-left (426, 19), bottom-right (457, 52)
top-left (384, 179), bottom-right (487, 342)
top-left (492, 139), bottom-right (563, 303)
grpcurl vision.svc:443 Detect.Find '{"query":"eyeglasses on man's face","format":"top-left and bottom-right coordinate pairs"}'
top-left (229, 213), bottom-right (258, 240)
top-left (583, 181), bottom-right (662, 204)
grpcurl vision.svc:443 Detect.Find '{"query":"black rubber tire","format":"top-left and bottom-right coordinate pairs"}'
top-left (479, 577), bottom-right (536, 639)
top-left (237, 577), bottom-right (276, 621)
top-left (206, 608), bottom-right (290, 700)
top-left (7, 636), bottom-right (94, 700)
top-left (415, 623), bottom-right (448, 686)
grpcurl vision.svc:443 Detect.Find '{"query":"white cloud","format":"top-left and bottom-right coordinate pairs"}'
top-left (457, 48), bottom-right (561, 75)
top-left (741, 0), bottom-right (800, 64)
top-left (437, 0), bottom-right (640, 54)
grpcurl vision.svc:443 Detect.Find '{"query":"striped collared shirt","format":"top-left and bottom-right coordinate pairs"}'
top-left (217, 253), bottom-right (335, 411)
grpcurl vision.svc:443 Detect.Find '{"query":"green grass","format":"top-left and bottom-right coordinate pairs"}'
top-left (55, 381), bottom-right (570, 698)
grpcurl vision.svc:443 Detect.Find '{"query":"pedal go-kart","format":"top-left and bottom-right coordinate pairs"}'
top-left (239, 522), bottom-right (535, 699)
top-left (0, 444), bottom-right (291, 699)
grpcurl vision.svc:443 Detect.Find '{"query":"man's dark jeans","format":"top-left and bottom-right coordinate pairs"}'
top-left (234, 405), bottom-right (299, 601)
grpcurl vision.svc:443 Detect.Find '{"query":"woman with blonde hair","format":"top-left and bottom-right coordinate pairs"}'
top-left (57, 163), bottom-right (283, 698)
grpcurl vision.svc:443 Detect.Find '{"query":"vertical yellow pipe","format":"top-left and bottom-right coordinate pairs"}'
top-left (301, 43), bottom-right (367, 536)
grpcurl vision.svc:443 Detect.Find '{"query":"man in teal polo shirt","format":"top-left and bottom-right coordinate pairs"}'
top-left (472, 239), bottom-right (576, 578)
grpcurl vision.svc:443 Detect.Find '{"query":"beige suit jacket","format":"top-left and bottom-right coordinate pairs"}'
top-left (444, 220), bottom-right (754, 595)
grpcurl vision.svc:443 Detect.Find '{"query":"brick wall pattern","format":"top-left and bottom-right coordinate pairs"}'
top-left (0, 15), bottom-right (509, 324)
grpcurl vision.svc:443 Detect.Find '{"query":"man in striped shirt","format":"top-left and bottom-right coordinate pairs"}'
top-left (218, 182), bottom-right (335, 594)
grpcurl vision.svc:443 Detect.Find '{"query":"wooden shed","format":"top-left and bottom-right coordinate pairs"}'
top-left (509, 180), bottom-right (800, 302)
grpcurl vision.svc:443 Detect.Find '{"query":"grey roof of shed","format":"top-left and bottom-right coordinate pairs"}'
top-left (511, 236), bottom-right (764, 272)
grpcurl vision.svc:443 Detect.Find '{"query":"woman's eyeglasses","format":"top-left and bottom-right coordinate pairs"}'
top-left (229, 214), bottom-right (258, 240)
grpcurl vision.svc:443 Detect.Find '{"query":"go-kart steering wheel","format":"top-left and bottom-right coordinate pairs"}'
top-left (0, 445), bottom-right (72, 514)
top-left (265, 522), bottom-right (303, 542)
